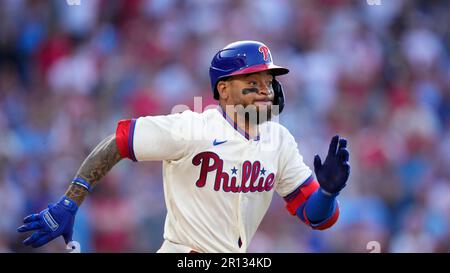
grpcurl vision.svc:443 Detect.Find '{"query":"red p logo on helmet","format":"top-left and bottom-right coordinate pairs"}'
top-left (258, 45), bottom-right (271, 61)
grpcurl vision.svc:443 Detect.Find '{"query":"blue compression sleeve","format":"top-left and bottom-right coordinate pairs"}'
top-left (302, 188), bottom-right (337, 223)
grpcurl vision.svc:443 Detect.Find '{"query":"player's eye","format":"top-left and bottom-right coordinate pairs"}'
top-left (248, 81), bottom-right (257, 86)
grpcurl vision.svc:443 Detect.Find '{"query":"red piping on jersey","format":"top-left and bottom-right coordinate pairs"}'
top-left (115, 119), bottom-right (137, 161)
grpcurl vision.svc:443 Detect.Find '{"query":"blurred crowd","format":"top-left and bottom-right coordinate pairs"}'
top-left (0, 0), bottom-right (449, 252)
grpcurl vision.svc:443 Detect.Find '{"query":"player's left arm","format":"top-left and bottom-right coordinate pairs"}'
top-left (284, 135), bottom-right (350, 230)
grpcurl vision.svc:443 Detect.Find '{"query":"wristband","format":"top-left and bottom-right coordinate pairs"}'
top-left (72, 177), bottom-right (92, 192)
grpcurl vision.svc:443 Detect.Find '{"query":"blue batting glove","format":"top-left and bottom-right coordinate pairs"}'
top-left (314, 135), bottom-right (350, 195)
top-left (17, 196), bottom-right (78, 248)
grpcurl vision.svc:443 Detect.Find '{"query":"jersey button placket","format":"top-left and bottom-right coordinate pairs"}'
top-left (236, 140), bottom-right (254, 252)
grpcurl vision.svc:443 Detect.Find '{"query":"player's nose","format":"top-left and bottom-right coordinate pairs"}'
top-left (258, 87), bottom-right (268, 96)
top-left (257, 83), bottom-right (272, 96)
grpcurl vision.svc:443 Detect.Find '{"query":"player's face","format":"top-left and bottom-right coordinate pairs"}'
top-left (223, 71), bottom-right (275, 124)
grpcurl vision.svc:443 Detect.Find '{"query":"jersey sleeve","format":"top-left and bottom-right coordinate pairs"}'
top-left (115, 110), bottom-right (195, 161)
top-left (275, 131), bottom-right (313, 197)
top-left (275, 129), bottom-right (317, 215)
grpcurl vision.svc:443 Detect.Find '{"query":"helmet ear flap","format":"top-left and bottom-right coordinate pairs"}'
top-left (272, 78), bottom-right (285, 114)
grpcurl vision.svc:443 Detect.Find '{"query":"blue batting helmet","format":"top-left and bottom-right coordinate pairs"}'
top-left (209, 40), bottom-right (289, 100)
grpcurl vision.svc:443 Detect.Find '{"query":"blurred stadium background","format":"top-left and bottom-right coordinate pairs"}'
top-left (1, 0), bottom-right (449, 253)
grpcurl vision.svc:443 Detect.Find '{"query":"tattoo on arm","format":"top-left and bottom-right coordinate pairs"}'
top-left (65, 134), bottom-right (122, 206)
top-left (65, 184), bottom-right (89, 207)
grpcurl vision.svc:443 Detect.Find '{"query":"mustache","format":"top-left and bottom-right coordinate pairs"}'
top-left (241, 87), bottom-right (259, 95)
top-left (241, 88), bottom-right (273, 101)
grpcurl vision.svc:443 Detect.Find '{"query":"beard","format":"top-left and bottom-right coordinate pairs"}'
top-left (235, 103), bottom-right (274, 125)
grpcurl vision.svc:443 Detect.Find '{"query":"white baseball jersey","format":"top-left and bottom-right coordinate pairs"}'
top-left (115, 107), bottom-right (313, 253)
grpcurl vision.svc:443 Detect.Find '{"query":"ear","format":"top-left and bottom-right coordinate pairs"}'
top-left (217, 80), bottom-right (229, 100)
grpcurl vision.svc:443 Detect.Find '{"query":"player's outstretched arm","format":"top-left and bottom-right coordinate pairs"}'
top-left (284, 135), bottom-right (350, 230)
top-left (66, 134), bottom-right (122, 206)
top-left (17, 134), bottom-right (122, 248)
top-left (301, 135), bottom-right (350, 229)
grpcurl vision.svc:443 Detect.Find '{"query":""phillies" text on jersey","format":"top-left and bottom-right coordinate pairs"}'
top-left (192, 152), bottom-right (275, 193)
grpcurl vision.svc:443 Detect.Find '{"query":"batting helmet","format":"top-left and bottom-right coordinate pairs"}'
top-left (209, 40), bottom-right (289, 113)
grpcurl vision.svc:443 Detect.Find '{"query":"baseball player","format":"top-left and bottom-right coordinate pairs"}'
top-left (17, 41), bottom-right (350, 253)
